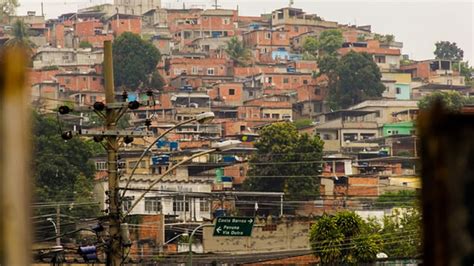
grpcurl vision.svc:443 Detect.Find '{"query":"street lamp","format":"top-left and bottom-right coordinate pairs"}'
top-left (46, 217), bottom-right (61, 247)
top-left (121, 112), bottom-right (215, 197)
top-left (122, 140), bottom-right (241, 218)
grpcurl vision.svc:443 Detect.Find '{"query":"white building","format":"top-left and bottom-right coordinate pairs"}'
top-left (94, 177), bottom-right (213, 222)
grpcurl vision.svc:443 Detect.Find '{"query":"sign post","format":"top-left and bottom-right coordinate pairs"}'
top-left (213, 217), bottom-right (255, 237)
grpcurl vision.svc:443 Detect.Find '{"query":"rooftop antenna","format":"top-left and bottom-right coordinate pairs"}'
top-left (211, 0), bottom-right (220, 9)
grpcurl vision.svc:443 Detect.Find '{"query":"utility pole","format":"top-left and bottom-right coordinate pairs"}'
top-left (56, 204), bottom-right (61, 246)
top-left (104, 40), bottom-right (122, 266)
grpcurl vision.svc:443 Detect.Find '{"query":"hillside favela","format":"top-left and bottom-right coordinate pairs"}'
top-left (0, 0), bottom-right (473, 265)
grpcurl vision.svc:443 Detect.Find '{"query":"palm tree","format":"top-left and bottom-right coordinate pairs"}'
top-left (225, 37), bottom-right (252, 66)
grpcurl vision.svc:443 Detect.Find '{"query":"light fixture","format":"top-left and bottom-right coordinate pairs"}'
top-left (195, 112), bottom-right (215, 124)
top-left (58, 105), bottom-right (71, 115)
top-left (61, 131), bottom-right (73, 140)
top-left (128, 100), bottom-right (140, 110)
top-left (124, 136), bottom-right (134, 144)
top-left (211, 140), bottom-right (241, 151)
top-left (93, 101), bottom-right (105, 111)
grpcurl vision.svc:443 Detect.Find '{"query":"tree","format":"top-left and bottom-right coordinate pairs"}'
top-left (310, 211), bottom-right (382, 264)
top-left (33, 112), bottom-right (100, 216)
top-left (146, 70), bottom-right (166, 90)
top-left (0, 0), bottom-right (18, 20)
top-left (375, 190), bottom-right (418, 208)
top-left (242, 122), bottom-right (323, 200)
top-left (293, 118), bottom-right (313, 129)
top-left (302, 36), bottom-right (319, 60)
top-left (113, 32), bottom-right (161, 89)
top-left (318, 29), bottom-right (344, 56)
top-left (382, 207), bottom-right (422, 258)
top-left (79, 40), bottom-right (93, 49)
top-left (434, 41), bottom-right (464, 61)
top-left (5, 19), bottom-right (34, 50)
top-left (325, 51), bottom-right (385, 109)
top-left (418, 91), bottom-right (466, 112)
top-left (225, 36), bottom-right (252, 66)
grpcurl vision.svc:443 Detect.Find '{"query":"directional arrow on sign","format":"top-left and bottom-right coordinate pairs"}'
top-left (248, 218), bottom-right (253, 224)
top-left (216, 226), bottom-right (222, 233)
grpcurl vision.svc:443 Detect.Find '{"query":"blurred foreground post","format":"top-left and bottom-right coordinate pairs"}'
top-left (0, 47), bottom-right (32, 265)
top-left (419, 103), bottom-right (474, 265)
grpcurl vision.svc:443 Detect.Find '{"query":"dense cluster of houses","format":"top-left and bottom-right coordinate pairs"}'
top-left (7, 0), bottom-right (473, 254)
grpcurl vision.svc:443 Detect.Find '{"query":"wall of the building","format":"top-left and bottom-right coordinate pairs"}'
top-left (202, 220), bottom-right (311, 253)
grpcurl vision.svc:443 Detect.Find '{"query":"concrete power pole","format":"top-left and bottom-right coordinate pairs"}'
top-left (103, 40), bottom-right (122, 266)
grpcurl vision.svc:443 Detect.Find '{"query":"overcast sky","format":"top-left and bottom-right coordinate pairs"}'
top-left (18, 0), bottom-right (473, 62)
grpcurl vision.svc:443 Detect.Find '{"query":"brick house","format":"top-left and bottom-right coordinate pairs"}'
top-left (56, 71), bottom-right (104, 92)
top-left (400, 59), bottom-right (465, 86)
top-left (165, 58), bottom-right (231, 79)
top-left (107, 14), bottom-right (142, 36)
top-left (242, 29), bottom-right (291, 55)
top-left (245, 72), bottom-right (312, 91)
top-left (338, 39), bottom-right (401, 71)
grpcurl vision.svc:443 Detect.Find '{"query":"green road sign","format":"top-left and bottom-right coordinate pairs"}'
top-left (213, 217), bottom-right (255, 237)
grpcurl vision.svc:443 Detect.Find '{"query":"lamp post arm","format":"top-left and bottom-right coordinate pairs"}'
top-left (188, 223), bottom-right (212, 266)
top-left (121, 118), bottom-right (197, 198)
top-left (123, 149), bottom-right (216, 218)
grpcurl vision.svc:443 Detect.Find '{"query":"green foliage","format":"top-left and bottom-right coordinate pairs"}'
top-left (79, 40), bottom-right (93, 49)
top-left (325, 51), bottom-right (385, 110)
top-left (318, 29), bottom-right (344, 56)
top-left (242, 122), bottom-right (323, 200)
top-left (0, 0), bottom-right (18, 20)
top-left (6, 19), bottom-right (34, 50)
top-left (434, 41), bottom-right (464, 61)
top-left (375, 190), bottom-right (417, 208)
top-left (302, 36), bottom-right (319, 58)
top-left (310, 211), bottom-right (382, 264)
top-left (418, 91), bottom-right (466, 112)
top-left (382, 207), bottom-right (422, 258)
top-left (113, 32), bottom-right (161, 89)
top-left (147, 70), bottom-right (166, 90)
top-left (452, 61), bottom-right (474, 85)
top-left (225, 36), bottom-right (252, 66)
top-left (373, 33), bottom-right (395, 44)
top-left (293, 118), bottom-right (313, 129)
top-left (33, 112), bottom-right (99, 216)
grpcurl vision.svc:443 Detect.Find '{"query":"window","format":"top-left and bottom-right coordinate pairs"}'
top-left (200, 200), bottom-right (210, 212)
top-left (314, 88), bottom-right (321, 95)
top-left (144, 197), bottom-right (161, 213)
top-left (283, 78), bottom-right (289, 84)
top-left (192, 66), bottom-right (198, 74)
top-left (294, 26), bottom-right (299, 32)
top-left (122, 197), bottom-right (133, 212)
top-left (83, 77), bottom-right (87, 81)
top-left (207, 68), bottom-right (215, 75)
top-left (229, 88), bottom-right (235, 95)
top-left (303, 80), bottom-right (308, 85)
top-left (95, 161), bottom-right (107, 170)
top-left (396, 87), bottom-right (401, 94)
top-left (271, 113), bottom-right (279, 119)
top-left (249, 91), bottom-right (254, 97)
top-left (266, 77), bottom-right (273, 84)
top-left (240, 125), bottom-right (246, 132)
top-left (173, 197), bottom-right (189, 212)
top-left (90, 96), bottom-right (97, 103)
top-left (92, 77), bottom-right (97, 81)
top-left (323, 134), bottom-right (331, 140)
top-left (374, 55), bottom-right (386, 63)
top-left (360, 133), bottom-right (375, 140)
top-left (222, 18), bottom-right (230, 24)
top-left (265, 32), bottom-right (271, 39)
top-left (343, 133), bottom-right (358, 142)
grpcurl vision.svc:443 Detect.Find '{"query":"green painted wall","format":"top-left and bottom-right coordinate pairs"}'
top-left (383, 121), bottom-right (415, 136)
